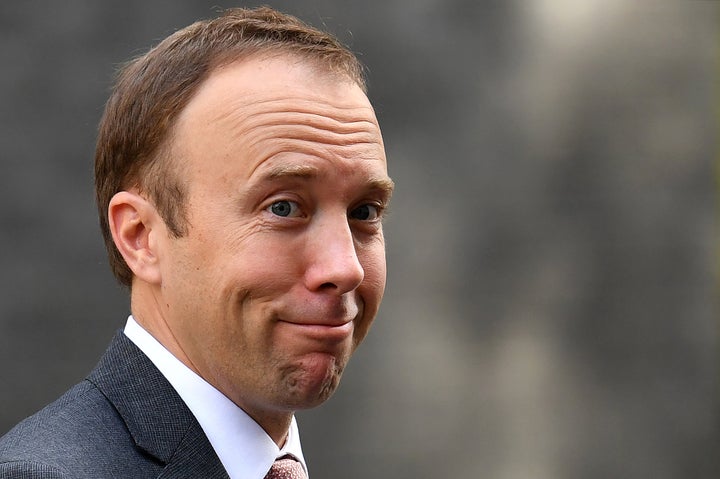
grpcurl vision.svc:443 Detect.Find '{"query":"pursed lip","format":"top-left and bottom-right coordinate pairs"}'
top-left (273, 297), bottom-right (361, 341)
top-left (277, 317), bottom-right (355, 343)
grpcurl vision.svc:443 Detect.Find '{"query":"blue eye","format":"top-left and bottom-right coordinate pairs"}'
top-left (269, 200), bottom-right (300, 217)
top-left (350, 204), bottom-right (380, 221)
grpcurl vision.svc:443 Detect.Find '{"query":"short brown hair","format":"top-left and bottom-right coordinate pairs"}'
top-left (94, 6), bottom-right (366, 287)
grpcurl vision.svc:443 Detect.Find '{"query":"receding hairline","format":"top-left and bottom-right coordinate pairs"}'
top-left (149, 17), bottom-right (367, 94)
top-left (118, 12), bottom-right (368, 193)
top-left (216, 47), bottom-right (365, 89)
top-left (149, 49), bottom-right (369, 188)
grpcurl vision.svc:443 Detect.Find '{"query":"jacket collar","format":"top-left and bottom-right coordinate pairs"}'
top-left (87, 332), bottom-right (229, 478)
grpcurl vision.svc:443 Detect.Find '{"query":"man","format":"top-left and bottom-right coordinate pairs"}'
top-left (0, 6), bottom-right (392, 478)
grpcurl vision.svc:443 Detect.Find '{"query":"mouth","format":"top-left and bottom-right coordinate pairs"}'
top-left (277, 319), bottom-right (355, 343)
top-left (273, 296), bottom-right (362, 345)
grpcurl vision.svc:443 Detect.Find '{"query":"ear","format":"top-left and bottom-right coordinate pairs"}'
top-left (108, 191), bottom-right (164, 285)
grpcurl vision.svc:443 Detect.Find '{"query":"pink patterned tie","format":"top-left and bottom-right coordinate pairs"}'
top-left (264, 456), bottom-right (307, 479)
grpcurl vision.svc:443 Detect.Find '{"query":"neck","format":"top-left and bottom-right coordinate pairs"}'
top-left (242, 406), bottom-right (293, 447)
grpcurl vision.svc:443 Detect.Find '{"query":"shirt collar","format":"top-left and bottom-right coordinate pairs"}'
top-left (123, 315), bottom-right (308, 479)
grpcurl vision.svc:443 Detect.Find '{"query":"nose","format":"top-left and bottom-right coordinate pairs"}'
top-left (304, 214), bottom-right (364, 294)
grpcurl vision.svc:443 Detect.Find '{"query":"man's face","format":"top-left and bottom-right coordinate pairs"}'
top-left (153, 55), bottom-right (391, 420)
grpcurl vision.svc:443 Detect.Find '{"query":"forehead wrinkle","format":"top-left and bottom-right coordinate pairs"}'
top-left (208, 107), bottom-right (383, 171)
top-left (251, 110), bottom-right (379, 135)
top-left (211, 95), bottom-right (380, 133)
top-left (224, 93), bottom-right (377, 114)
top-left (244, 139), bottom-right (385, 180)
top-left (244, 126), bottom-right (381, 155)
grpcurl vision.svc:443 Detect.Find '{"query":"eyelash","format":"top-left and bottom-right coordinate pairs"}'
top-left (350, 203), bottom-right (382, 221)
top-left (265, 199), bottom-right (386, 222)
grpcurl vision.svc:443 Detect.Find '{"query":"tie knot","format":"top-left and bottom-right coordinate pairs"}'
top-left (264, 456), bottom-right (307, 479)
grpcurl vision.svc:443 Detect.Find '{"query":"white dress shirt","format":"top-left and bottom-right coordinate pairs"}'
top-left (123, 316), bottom-right (308, 479)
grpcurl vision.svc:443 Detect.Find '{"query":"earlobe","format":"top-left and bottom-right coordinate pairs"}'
top-left (108, 191), bottom-right (163, 285)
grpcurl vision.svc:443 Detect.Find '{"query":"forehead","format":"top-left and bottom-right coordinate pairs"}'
top-left (170, 54), bottom-right (387, 183)
top-left (182, 52), bottom-right (377, 126)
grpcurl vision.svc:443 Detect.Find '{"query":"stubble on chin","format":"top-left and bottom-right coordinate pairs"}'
top-left (278, 354), bottom-right (346, 408)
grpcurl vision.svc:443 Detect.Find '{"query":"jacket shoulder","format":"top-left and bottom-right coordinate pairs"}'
top-left (0, 332), bottom-right (226, 478)
top-left (0, 460), bottom-right (67, 478)
top-left (0, 380), bottom-right (102, 454)
top-left (0, 379), bottom-right (162, 478)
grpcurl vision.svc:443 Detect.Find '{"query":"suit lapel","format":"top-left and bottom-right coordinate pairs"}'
top-left (88, 332), bottom-right (229, 478)
top-left (156, 424), bottom-right (229, 479)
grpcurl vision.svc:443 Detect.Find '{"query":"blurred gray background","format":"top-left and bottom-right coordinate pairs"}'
top-left (1, 1), bottom-right (717, 478)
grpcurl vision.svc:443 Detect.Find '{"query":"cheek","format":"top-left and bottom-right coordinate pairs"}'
top-left (355, 244), bottom-right (387, 338)
top-left (238, 252), bottom-right (301, 298)
top-left (207, 231), bottom-right (302, 297)
top-left (359, 242), bottom-right (387, 297)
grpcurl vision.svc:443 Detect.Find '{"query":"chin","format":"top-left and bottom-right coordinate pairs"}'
top-left (280, 352), bottom-right (345, 408)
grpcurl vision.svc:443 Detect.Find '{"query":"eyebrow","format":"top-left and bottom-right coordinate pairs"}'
top-left (263, 163), bottom-right (320, 180)
top-left (262, 163), bottom-right (395, 197)
top-left (368, 176), bottom-right (395, 199)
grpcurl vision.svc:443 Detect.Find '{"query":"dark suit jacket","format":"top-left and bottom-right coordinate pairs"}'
top-left (0, 332), bottom-right (230, 478)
